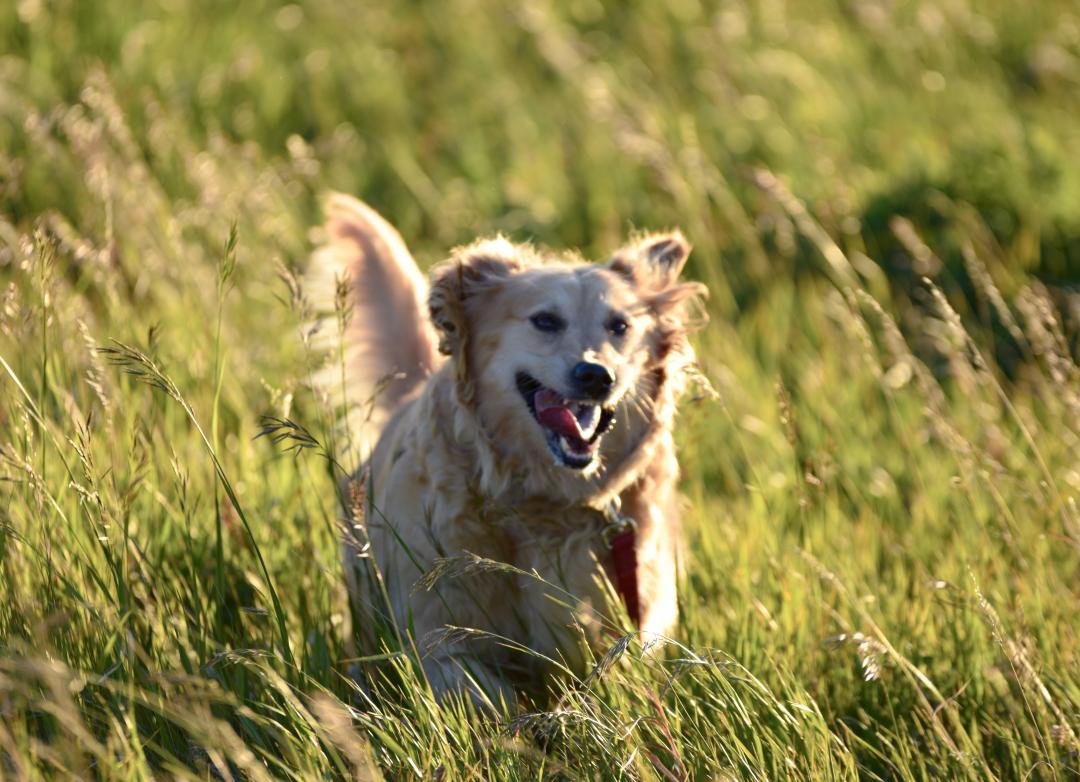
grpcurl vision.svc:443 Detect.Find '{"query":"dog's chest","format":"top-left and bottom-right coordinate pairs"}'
top-left (487, 503), bottom-right (618, 656)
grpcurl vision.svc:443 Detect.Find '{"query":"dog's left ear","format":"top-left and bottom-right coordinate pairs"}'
top-left (429, 237), bottom-right (523, 355)
top-left (609, 231), bottom-right (705, 313)
top-left (609, 232), bottom-right (691, 289)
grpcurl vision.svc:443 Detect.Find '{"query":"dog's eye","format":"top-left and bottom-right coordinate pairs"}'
top-left (530, 312), bottom-right (565, 333)
top-left (607, 317), bottom-right (629, 336)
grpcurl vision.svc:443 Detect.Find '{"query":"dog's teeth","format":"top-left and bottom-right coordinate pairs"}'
top-left (575, 404), bottom-right (599, 439)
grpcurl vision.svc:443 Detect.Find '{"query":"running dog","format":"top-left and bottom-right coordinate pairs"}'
top-left (306, 194), bottom-right (706, 708)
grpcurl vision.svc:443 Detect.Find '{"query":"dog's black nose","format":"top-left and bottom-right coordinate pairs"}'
top-left (570, 362), bottom-right (615, 400)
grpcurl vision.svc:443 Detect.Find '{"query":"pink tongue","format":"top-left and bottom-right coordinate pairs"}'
top-left (537, 406), bottom-right (581, 440)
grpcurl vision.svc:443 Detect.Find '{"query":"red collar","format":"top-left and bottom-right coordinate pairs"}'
top-left (602, 504), bottom-right (640, 627)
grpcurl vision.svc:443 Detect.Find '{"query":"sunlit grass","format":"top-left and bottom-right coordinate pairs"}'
top-left (1, 0), bottom-right (1079, 779)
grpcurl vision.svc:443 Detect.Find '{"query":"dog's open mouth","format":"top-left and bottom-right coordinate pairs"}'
top-left (516, 372), bottom-right (616, 470)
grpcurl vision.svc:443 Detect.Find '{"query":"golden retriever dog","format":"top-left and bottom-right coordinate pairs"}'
top-left (307, 194), bottom-right (706, 709)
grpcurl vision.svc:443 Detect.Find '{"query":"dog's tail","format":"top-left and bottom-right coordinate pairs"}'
top-left (305, 193), bottom-right (441, 462)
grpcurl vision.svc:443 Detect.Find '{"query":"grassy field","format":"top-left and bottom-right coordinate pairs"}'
top-left (2, 0), bottom-right (1080, 778)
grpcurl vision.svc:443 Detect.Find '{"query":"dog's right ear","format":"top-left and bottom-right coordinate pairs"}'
top-left (428, 237), bottom-right (523, 355)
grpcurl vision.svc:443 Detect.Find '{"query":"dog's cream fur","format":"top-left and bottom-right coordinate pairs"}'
top-left (307, 194), bottom-right (706, 707)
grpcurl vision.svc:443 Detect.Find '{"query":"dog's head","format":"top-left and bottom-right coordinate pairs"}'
top-left (429, 233), bottom-right (705, 491)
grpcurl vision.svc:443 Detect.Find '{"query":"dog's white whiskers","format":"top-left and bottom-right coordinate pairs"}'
top-left (624, 386), bottom-right (654, 421)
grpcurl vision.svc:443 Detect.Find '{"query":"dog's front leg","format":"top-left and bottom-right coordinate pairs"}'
top-left (620, 433), bottom-right (681, 640)
top-left (422, 649), bottom-right (517, 713)
top-left (412, 568), bottom-right (518, 712)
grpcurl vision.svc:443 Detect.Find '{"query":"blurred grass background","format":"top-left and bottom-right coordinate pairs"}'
top-left (1, 0), bottom-right (1079, 779)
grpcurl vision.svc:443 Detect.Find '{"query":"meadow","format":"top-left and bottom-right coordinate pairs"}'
top-left (1, 0), bottom-right (1079, 778)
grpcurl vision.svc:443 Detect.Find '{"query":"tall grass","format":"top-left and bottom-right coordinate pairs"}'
top-left (1, 0), bottom-right (1079, 779)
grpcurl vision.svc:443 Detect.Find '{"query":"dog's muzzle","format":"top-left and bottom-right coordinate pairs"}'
top-left (516, 372), bottom-right (616, 470)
